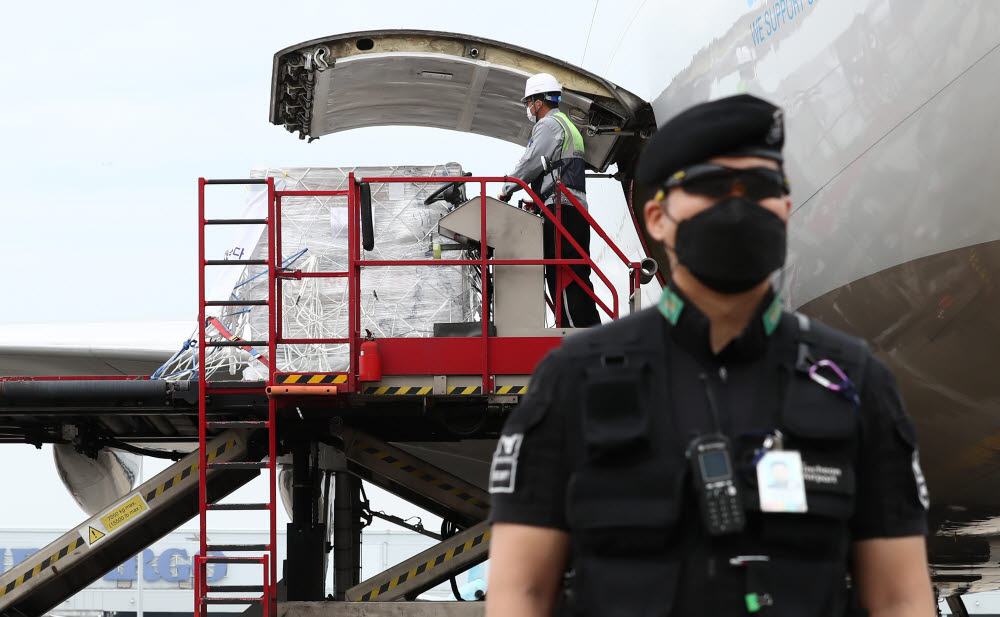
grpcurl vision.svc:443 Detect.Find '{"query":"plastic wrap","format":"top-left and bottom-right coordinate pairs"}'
top-left (155, 164), bottom-right (477, 381)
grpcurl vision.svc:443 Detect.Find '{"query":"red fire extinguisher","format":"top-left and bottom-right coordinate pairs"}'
top-left (359, 329), bottom-right (382, 382)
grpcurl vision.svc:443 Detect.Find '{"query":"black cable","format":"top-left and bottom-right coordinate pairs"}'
top-left (450, 570), bottom-right (465, 601)
top-left (102, 437), bottom-right (186, 461)
top-left (358, 482), bottom-right (374, 529)
top-left (699, 373), bottom-right (723, 434)
top-left (441, 520), bottom-right (466, 601)
top-left (368, 511), bottom-right (440, 540)
top-left (358, 477), bottom-right (440, 539)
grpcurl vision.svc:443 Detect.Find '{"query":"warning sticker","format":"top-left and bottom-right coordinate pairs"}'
top-left (100, 495), bottom-right (148, 533)
top-left (87, 526), bottom-right (106, 545)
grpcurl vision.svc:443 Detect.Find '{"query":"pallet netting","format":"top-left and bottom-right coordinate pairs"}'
top-left (155, 164), bottom-right (478, 381)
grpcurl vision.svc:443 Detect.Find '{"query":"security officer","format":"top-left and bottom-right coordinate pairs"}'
top-left (498, 73), bottom-right (600, 328)
top-left (486, 95), bottom-right (934, 617)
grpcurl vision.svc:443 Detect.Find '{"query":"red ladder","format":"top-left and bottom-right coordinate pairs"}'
top-left (195, 178), bottom-right (278, 616)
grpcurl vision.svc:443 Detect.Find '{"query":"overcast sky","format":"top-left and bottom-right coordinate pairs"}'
top-left (0, 0), bottom-right (670, 325)
top-left (0, 0), bottom-right (677, 532)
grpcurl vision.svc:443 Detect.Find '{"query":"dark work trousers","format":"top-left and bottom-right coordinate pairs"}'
top-left (543, 202), bottom-right (601, 327)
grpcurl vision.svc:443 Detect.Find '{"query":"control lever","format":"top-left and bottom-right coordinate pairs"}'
top-left (517, 198), bottom-right (539, 214)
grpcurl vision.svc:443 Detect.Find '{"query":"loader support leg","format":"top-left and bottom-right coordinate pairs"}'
top-left (334, 472), bottom-right (363, 600)
top-left (286, 441), bottom-right (327, 601)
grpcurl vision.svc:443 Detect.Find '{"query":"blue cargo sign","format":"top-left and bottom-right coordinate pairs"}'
top-left (0, 547), bottom-right (227, 582)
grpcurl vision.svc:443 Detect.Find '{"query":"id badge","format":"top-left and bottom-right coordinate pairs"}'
top-left (756, 450), bottom-right (808, 513)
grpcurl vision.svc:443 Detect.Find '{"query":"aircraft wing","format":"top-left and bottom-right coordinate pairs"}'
top-left (0, 322), bottom-right (187, 377)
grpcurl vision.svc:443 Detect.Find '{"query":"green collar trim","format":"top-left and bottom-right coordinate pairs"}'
top-left (658, 288), bottom-right (685, 326)
top-left (659, 287), bottom-right (782, 335)
top-left (762, 294), bottom-right (783, 336)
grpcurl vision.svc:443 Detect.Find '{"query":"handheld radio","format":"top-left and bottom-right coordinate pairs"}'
top-left (688, 433), bottom-right (746, 535)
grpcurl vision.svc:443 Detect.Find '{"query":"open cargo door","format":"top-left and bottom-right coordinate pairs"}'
top-left (268, 30), bottom-right (667, 282)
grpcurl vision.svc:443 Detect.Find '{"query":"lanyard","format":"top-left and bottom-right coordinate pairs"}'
top-left (661, 316), bottom-right (794, 462)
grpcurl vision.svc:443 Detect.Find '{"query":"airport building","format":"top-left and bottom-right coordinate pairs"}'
top-left (2, 528), bottom-right (474, 616)
top-left (4, 525), bottom-right (997, 616)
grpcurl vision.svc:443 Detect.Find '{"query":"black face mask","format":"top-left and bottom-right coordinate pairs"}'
top-left (670, 197), bottom-right (787, 294)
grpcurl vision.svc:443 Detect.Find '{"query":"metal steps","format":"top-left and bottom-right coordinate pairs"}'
top-left (197, 177), bottom-right (279, 616)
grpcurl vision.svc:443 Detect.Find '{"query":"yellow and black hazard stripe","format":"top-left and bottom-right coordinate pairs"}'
top-left (0, 537), bottom-right (85, 598)
top-left (494, 385), bottom-right (528, 395)
top-left (362, 386), bottom-right (431, 395)
top-left (145, 439), bottom-right (237, 504)
top-left (351, 528), bottom-right (491, 601)
top-left (362, 385), bottom-right (483, 395)
top-left (357, 442), bottom-right (489, 512)
top-left (276, 374), bottom-right (347, 385)
top-left (447, 386), bottom-right (482, 395)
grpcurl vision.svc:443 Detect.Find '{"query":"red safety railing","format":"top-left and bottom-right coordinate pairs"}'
top-left (194, 554), bottom-right (271, 616)
top-left (266, 174), bottom-right (643, 395)
top-left (270, 187), bottom-right (354, 394)
top-left (193, 173), bottom-right (641, 612)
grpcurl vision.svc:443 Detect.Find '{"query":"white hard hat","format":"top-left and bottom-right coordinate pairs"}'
top-left (521, 73), bottom-right (562, 102)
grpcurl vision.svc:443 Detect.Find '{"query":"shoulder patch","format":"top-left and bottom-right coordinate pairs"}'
top-left (912, 450), bottom-right (930, 509)
top-left (489, 433), bottom-right (524, 494)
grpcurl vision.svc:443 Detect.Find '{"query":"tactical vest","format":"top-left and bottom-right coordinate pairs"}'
top-left (556, 309), bottom-right (868, 617)
top-left (531, 110), bottom-right (587, 200)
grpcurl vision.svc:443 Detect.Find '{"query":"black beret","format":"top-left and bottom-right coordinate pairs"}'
top-left (636, 94), bottom-right (785, 186)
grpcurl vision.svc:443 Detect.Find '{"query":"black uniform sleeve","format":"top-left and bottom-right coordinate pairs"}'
top-left (850, 354), bottom-right (929, 540)
top-left (488, 350), bottom-right (571, 530)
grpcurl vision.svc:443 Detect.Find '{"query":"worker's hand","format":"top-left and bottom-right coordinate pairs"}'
top-left (497, 192), bottom-right (511, 202)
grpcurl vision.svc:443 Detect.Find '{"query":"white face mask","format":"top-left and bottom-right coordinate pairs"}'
top-left (525, 102), bottom-right (537, 123)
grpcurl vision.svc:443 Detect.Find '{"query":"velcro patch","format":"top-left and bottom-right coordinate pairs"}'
top-left (489, 433), bottom-right (524, 494)
top-left (802, 464), bottom-right (845, 488)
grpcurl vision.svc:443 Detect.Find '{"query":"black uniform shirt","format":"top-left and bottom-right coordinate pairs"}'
top-left (489, 284), bottom-right (929, 541)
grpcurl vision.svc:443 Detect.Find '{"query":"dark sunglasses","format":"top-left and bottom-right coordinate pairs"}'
top-left (663, 164), bottom-right (790, 200)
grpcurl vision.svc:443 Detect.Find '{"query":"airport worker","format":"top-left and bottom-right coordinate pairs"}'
top-left (485, 94), bottom-right (934, 617)
top-left (497, 72), bottom-right (600, 328)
